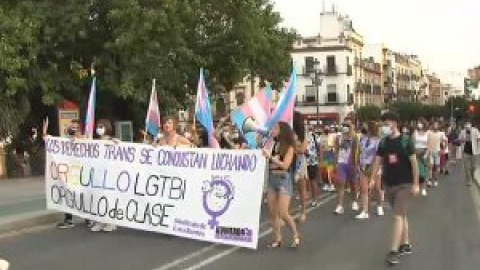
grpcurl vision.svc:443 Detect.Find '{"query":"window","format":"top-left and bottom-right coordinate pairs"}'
top-left (326, 56), bottom-right (336, 74)
top-left (305, 85), bottom-right (316, 102)
top-left (326, 84), bottom-right (338, 103)
top-left (347, 85), bottom-right (353, 105)
top-left (305, 57), bottom-right (314, 74)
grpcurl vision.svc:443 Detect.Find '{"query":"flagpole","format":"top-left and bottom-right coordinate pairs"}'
top-left (145, 78), bottom-right (156, 143)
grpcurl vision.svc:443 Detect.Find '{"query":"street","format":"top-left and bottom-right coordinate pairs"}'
top-left (1, 164), bottom-right (480, 270)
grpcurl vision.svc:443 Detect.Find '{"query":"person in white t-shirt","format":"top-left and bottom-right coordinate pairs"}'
top-left (427, 121), bottom-right (443, 187)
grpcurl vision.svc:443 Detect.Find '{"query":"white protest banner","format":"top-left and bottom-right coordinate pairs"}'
top-left (45, 137), bottom-right (266, 249)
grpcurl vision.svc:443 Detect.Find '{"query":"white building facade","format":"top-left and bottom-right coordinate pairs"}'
top-left (291, 10), bottom-right (362, 124)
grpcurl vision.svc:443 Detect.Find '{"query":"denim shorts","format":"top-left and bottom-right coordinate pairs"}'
top-left (268, 171), bottom-right (294, 196)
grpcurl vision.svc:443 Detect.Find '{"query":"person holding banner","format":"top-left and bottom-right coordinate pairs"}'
top-left (156, 116), bottom-right (193, 148)
top-left (262, 122), bottom-right (301, 249)
top-left (41, 118), bottom-right (93, 229)
top-left (90, 119), bottom-right (119, 232)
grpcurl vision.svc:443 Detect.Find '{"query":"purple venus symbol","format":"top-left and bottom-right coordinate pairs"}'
top-left (202, 179), bottom-right (234, 229)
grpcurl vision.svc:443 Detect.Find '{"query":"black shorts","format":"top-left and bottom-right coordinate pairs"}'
top-left (307, 165), bottom-right (318, 180)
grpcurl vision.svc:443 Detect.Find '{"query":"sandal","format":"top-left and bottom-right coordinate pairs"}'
top-left (267, 240), bottom-right (283, 248)
top-left (291, 235), bottom-right (301, 248)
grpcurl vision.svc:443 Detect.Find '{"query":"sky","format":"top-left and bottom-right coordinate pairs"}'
top-left (273, 0), bottom-right (480, 87)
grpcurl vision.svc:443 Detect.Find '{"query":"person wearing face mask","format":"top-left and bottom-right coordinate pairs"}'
top-left (458, 121), bottom-right (480, 186)
top-left (371, 112), bottom-right (419, 266)
top-left (90, 119), bottom-right (120, 232)
top-left (356, 121), bottom-right (382, 219)
top-left (42, 118), bottom-right (91, 229)
top-left (333, 118), bottom-right (360, 215)
top-left (320, 127), bottom-right (336, 192)
top-left (412, 121), bottom-right (430, 196)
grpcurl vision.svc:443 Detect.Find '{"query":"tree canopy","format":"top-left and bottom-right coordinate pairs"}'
top-left (0, 0), bottom-right (296, 140)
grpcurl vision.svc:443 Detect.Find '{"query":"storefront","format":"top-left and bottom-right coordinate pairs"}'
top-left (303, 112), bottom-right (339, 127)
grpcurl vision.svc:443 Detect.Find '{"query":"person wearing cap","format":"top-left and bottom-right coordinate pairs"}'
top-left (371, 111), bottom-right (420, 266)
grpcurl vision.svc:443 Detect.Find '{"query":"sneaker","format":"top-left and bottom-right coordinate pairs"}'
top-left (85, 220), bottom-right (94, 227)
top-left (56, 221), bottom-right (75, 229)
top-left (445, 170), bottom-right (449, 175)
top-left (386, 251), bottom-right (400, 266)
top-left (329, 184), bottom-right (336, 192)
top-left (355, 212), bottom-right (369, 220)
top-left (0, 259), bottom-right (10, 270)
top-left (322, 184), bottom-right (329, 191)
top-left (311, 200), bottom-right (318, 207)
top-left (398, 244), bottom-right (412, 256)
top-left (433, 181), bottom-right (439, 187)
top-left (377, 206), bottom-right (385, 216)
top-left (421, 188), bottom-right (427, 197)
top-left (352, 201), bottom-right (360, 211)
top-left (90, 223), bottom-right (104, 232)
top-left (102, 224), bottom-right (117, 232)
top-left (427, 181), bottom-right (433, 188)
top-left (334, 205), bottom-right (344, 215)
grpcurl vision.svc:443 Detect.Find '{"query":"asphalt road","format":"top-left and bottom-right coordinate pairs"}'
top-left (1, 163), bottom-right (480, 270)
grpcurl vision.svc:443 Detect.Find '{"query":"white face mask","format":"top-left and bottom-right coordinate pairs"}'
top-left (96, 127), bottom-right (105, 136)
top-left (465, 123), bottom-right (472, 129)
top-left (382, 126), bottom-right (392, 137)
top-left (417, 124), bottom-right (423, 130)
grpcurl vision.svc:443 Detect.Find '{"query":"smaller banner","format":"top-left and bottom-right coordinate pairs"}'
top-left (45, 137), bottom-right (266, 249)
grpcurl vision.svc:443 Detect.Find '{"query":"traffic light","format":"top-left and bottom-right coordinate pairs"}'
top-left (464, 78), bottom-right (474, 96)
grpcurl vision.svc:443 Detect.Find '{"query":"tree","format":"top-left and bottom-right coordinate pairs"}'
top-left (0, 2), bottom-right (41, 139)
top-left (0, 0), bottom-right (296, 141)
top-left (356, 105), bottom-right (381, 122)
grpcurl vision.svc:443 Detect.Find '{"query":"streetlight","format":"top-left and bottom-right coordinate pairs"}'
top-left (309, 59), bottom-right (323, 127)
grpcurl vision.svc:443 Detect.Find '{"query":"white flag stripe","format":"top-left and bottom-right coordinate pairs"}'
top-left (249, 99), bottom-right (268, 125)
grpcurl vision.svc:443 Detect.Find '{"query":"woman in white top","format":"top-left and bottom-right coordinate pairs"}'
top-left (412, 121), bottom-right (430, 196)
top-left (91, 119), bottom-right (121, 232)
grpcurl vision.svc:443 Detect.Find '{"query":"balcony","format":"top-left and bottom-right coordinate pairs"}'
top-left (324, 65), bottom-right (338, 76)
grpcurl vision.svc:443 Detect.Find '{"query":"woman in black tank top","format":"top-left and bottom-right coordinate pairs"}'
top-left (262, 122), bottom-right (301, 248)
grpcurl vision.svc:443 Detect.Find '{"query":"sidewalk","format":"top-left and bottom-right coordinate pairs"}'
top-left (0, 176), bottom-right (59, 234)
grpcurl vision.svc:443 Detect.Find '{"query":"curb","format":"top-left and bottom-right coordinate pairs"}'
top-left (0, 211), bottom-right (60, 236)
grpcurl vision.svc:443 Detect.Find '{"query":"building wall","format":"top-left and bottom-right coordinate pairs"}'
top-left (426, 74), bottom-right (443, 105)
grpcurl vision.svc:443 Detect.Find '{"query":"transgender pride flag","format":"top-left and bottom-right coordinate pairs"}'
top-left (84, 75), bottom-right (97, 139)
top-left (265, 67), bottom-right (297, 129)
top-left (195, 68), bottom-right (219, 148)
top-left (231, 85), bottom-right (273, 148)
top-left (145, 79), bottom-right (161, 137)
